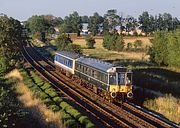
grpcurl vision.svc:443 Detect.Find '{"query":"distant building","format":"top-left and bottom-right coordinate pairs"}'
top-left (80, 23), bottom-right (89, 35)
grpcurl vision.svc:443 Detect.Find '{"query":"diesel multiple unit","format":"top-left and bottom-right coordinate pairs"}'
top-left (54, 51), bottom-right (133, 101)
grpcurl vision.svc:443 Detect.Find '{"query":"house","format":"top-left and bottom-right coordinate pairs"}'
top-left (80, 23), bottom-right (89, 35)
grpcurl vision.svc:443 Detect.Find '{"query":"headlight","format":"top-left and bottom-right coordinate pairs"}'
top-left (110, 92), bottom-right (117, 98)
top-left (127, 92), bottom-right (133, 98)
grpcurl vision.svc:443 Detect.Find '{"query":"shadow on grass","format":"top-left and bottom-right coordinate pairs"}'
top-left (133, 67), bottom-right (180, 99)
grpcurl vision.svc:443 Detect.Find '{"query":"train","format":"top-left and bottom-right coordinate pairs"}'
top-left (54, 51), bottom-right (133, 102)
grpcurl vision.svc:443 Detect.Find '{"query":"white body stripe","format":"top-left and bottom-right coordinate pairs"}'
top-left (54, 61), bottom-right (73, 73)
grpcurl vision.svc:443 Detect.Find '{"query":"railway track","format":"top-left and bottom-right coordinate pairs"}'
top-left (22, 46), bottom-right (133, 127)
top-left (23, 44), bottom-right (179, 128)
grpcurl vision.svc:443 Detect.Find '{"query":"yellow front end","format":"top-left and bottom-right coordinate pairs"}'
top-left (109, 85), bottom-right (132, 93)
top-left (109, 85), bottom-right (133, 99)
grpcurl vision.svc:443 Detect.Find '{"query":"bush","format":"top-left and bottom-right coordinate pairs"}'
top-left (64, 119), bottom-right (77, 127)
top-left (43, 98), bottom-right (54, 106)
top-left (60, 110), bottom-right (72, 121)
top-left (53, 97), bottom-right (63, 104)
top-left (33, 77), bottom-right (44, 86)
top-left (41, 83), bottom-right (51, 90)
top-left (66, 108), bottom-right (81, 119)
top-left (39, 92), bottom-right (49, 99)
top-left (85, 36), bottom-right (96, 49)
top-left (60, 102), bottom-right (70, 110)
top-left (143, 94), bottom-right (180, 124)
top-left (65, 44), bottom-right (83, 55)
top-left (78, 116), bottom-right (89, 125)
top-left (49, 105), bottom-right (60, 111)
top-left (134, 40), bottom-right (142, 49)
top-left (30, 86), bottom-right (40, 92)
top-left (44, 88), bottom-right (58, 98)
top-left (48, 91), bottom-right (58, 98)
top-left (85, 122), bottom-right (95, 128)
top-left (103, 32), bottom-right (124, 52)
top-left (126, 42), bottom-right (133, 51)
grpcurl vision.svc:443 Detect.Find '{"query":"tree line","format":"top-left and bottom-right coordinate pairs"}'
top-left (0, 15), bottom-right (28, 75)
top-left (25, 10), bottom-right (180, 37)
top-left (149, 29), bottom-right (180, 67)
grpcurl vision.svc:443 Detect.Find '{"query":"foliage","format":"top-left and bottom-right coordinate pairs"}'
top-left (134, 40), bottom-right (142, 48)
top-left (55, 33), bottom-right (72, 50)
top-left (0, 15), bottom-right (27, 75)
top-left (143, 94), bottom-right (180, 124)
top-left (88, 12), bottom-right (104, 36)
top-left (85, 35), bottom-right (96, 49)
top-left (103, 32), bottom-right (124, 52)
top-left (26, 15), bottom-right (55, 35)
top-left (63, 11), bottom-right (82, 36)
top-left (139, 11), bottom-right (180, 34)
top-left (65, 44), bottom-right (83, 55)
top-left (126, 42), bottom-right (133, 51)
top-left (149, 31), bottom-right (168, 65)
top-left (41, 83), bottom-right (51, 90)
top-left (148, 30), bottom-right (180, 67)
top-left (53, 97), bottom-right (63, 104)
top-left (0, 78), bottom-right (32, 127)
top-left (22, 69), bottom-right (95, 127)
top-left (166, 30), bottom-right (180, 67)
top-left (104, 9), bottom-right (119, 30)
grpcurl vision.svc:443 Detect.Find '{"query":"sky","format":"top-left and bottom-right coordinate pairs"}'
top-left (0, 0), bottom-right (180, 21)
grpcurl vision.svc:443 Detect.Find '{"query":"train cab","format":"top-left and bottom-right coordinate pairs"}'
top-left (107, 67), bottom-right (133, 100)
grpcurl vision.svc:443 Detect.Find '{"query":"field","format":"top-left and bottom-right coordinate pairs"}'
top-left (73, 37), bottom-right (152, 61)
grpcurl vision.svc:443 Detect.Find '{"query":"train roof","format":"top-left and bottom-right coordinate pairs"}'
top-left (77, 57), bottom-right (113, 72)
top-left (55, 51), bottom-right (80, 59)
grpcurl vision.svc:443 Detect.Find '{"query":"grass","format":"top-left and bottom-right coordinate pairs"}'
top-left (5, 69), bottom-right (65, 128)
top-left (143, 94), bottom-right (180, 124)
top-left (133, 66), bottom-right (180, 97)
top-left (73, 37), bottom-right (151, 61)
top-left (21, 68), bottom-right (94, 128)
top-left (8, 70), bottom-right (64, 128)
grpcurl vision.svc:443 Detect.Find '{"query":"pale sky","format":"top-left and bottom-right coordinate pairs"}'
top-left (0, 0), bottom-right (179, 21)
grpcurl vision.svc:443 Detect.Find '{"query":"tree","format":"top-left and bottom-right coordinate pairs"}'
top-left (115, 35), bottom-right (125, 52)
top-left (126, 42), bottom-right (133, 51)
top-left (125, 16), bottom-right (137, 34)
top-left (102, 19), bottom-right (109, 33)
top-left (65, 44), bottom-right (83, 55)
top-left (166, 30), bottom-right (180, 67)
top-left (104, 9), bottom-right (120, 31)
top-left (26, 15), bottom-right (51, 35)
top-left (85, 35), bottom-right (96, 49)
top-left (63, 11), bottom-right (82, 36)
top-left (55, 33), bottom-right (72, 50)
top-left (134, 40), bottom-right (142, 50)
top-left (0, 15), bottom-right (27, 74)
top-left (138, 11), bottom-right (154, 34)
top-left (103, 32), bottom-right (124, 52)
top-left (81, 15), bottom-right (89, 23)
top-left (148, 31), bottom-right (168, 65)
top-left (88, 12), bottom-right (104, 36)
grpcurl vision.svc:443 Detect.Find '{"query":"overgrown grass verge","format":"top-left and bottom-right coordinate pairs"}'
top-left (143, 94), bottom-right (180, 124)
top-left (6, 69), bottom-right (65, 128)
top-left (21, 68), bottom-right (94, 128)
